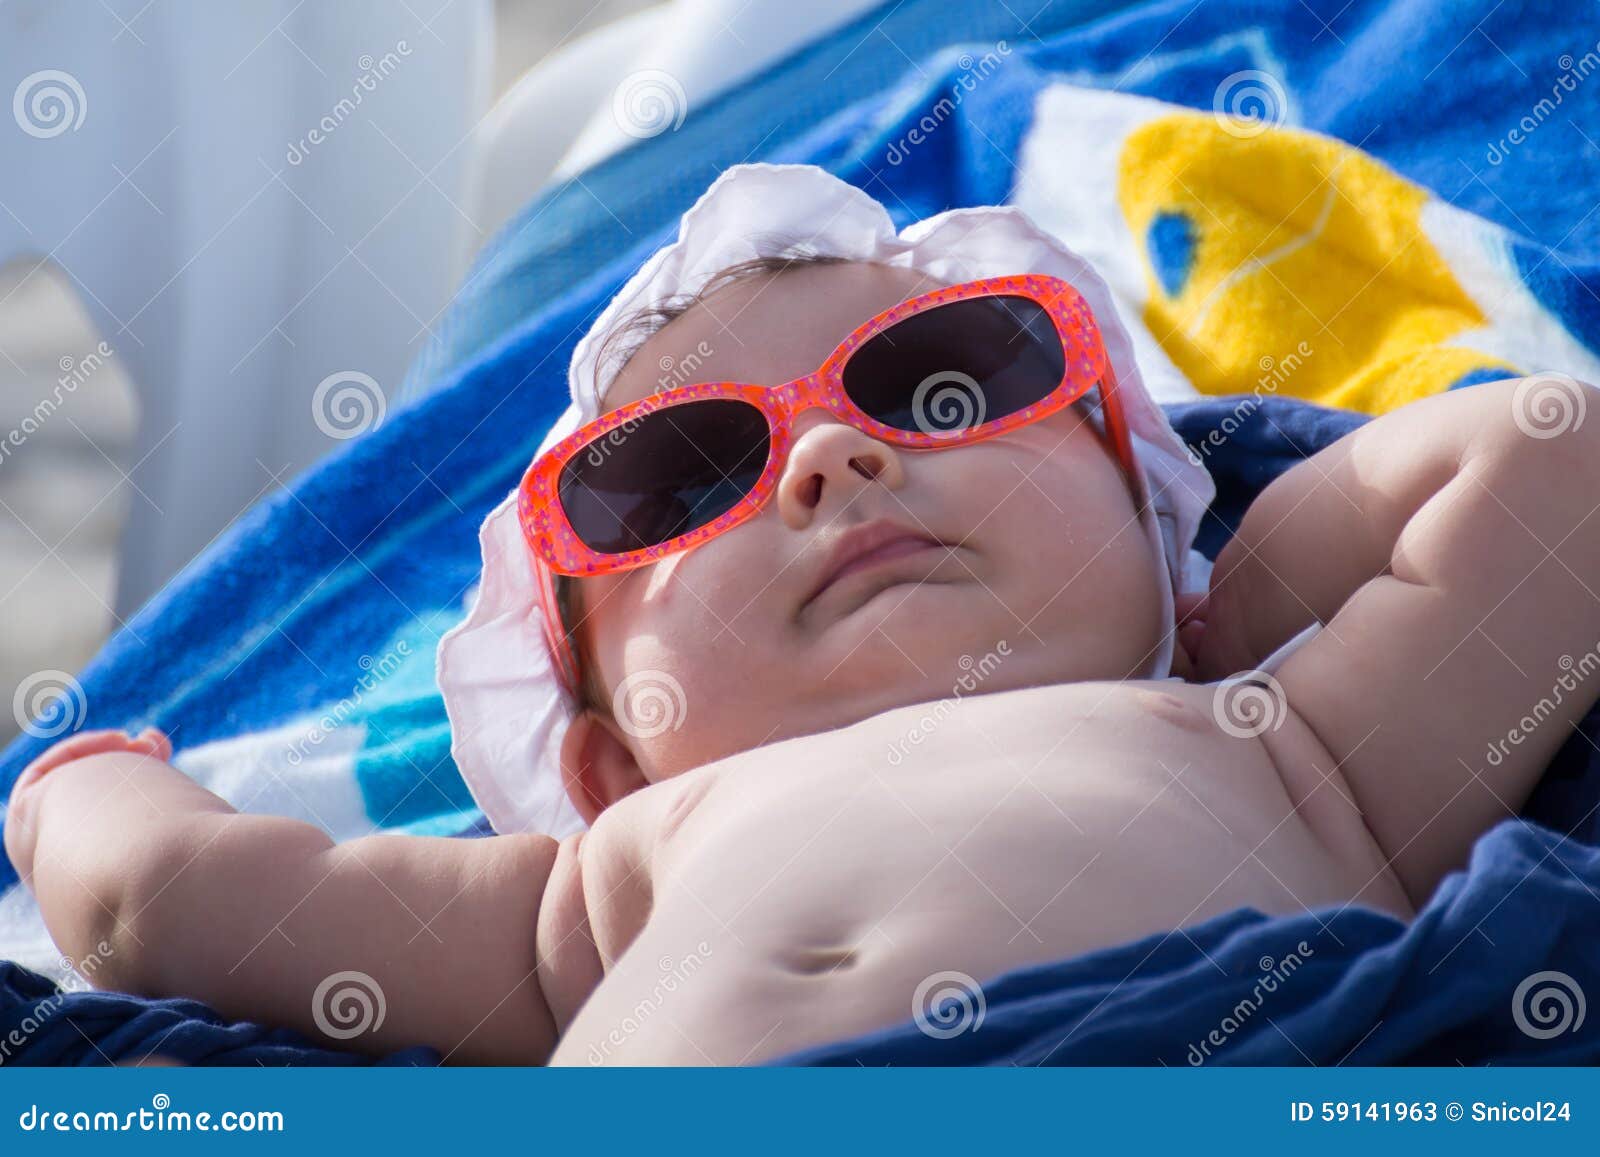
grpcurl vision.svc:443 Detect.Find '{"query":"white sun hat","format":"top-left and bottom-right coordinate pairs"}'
top-left (436, 162), bottom-right (1216, 837)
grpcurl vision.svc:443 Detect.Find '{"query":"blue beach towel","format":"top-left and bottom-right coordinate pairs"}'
top-left (3, 0), bottom-right (1600, 1064)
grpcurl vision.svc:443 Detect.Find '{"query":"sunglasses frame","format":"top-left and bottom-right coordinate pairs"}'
top-left (519, 273), bottom-right (1139, 695)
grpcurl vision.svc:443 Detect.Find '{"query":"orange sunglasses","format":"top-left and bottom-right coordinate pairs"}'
top-left (518, 273), bottom-right (1137, 694)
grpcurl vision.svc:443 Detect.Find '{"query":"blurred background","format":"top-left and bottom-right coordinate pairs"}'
top-left (0, 0), bottom-right (882, 743)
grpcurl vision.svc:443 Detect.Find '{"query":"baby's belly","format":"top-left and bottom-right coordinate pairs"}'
top-left (552, 680), bottom-right (1404, 1066)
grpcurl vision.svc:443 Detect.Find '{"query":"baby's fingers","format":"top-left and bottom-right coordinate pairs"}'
top-left (12, 728), bottom-right (169, 797)
top-left (136, 727), bottom-right (173, 763)
top-left (1174, 590), bottom-right (1210, 624)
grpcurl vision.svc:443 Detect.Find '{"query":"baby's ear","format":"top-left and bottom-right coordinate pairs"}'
top-left (559, 711), bottom-right (650, 824)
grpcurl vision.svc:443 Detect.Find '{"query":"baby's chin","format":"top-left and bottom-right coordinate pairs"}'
top-left (634, 579), bottom-right (1167, 771)
top-left (807, 586), bottom-right (1165, 700)
top-left (800, 576), bottom-right (986, 667)
top-left (643, 602), bottom-right (1161, 781)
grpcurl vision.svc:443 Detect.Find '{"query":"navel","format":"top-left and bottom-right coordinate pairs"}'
top-left (780, 944), bottom-right (860, 975)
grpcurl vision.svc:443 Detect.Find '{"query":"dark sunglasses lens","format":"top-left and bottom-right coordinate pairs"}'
top-left (558, 398), bottom-right (771, 556)
top-left (841, 295), bottom-right (1066, 435)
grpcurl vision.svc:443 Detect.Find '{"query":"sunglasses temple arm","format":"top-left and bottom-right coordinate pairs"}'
top-left (534, 555), bottom-right (583, 702)
top-left (1096, 360), bottom-right (1149, 507)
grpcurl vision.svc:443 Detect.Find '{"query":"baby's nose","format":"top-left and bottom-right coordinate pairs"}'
top-left (774, 412), bottom-right (905, 527)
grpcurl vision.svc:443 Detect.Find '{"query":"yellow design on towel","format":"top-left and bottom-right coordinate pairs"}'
top-left (1118, 113), bottom-right (1516, 413)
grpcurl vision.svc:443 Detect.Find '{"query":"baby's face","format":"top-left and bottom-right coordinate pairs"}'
top-left (564, 261), bottom-right (1166, 802)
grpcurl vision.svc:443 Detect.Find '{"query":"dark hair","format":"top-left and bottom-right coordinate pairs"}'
top-left (590, 250), bottom-right (859, 397)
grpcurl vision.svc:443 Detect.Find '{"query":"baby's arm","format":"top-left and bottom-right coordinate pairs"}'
top-left (1199, 376), bottom-right (1600, 904)
top-left (4, 730), bottom-right (573, 1063)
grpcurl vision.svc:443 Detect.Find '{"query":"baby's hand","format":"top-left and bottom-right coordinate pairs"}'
top-left (7, 720), bottom-right (567, 1062)
top-left (10, 727), bottom-right (170, 796)
top-left (1172, 591), bottom-right (1209, 681)
top-left (5, 728), bottom-right (172, 880)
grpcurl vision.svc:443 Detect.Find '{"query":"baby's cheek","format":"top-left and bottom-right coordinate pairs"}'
top-left (627, 641), bottom-right (773, 779)
top-left (1038, 514), bottom-right (1166, 667)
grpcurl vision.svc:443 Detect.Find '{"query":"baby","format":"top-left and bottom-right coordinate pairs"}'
top-left (7, 169), bottom-right (1600, 1066)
